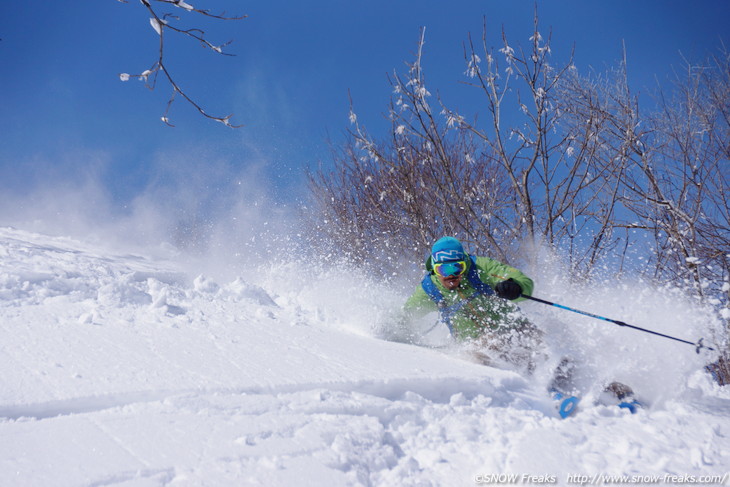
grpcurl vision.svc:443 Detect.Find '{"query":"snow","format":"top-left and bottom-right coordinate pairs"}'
top-left (1, 226), bottom-right (729, 486)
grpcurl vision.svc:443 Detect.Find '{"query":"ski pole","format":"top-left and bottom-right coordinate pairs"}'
top-left (521, 294), bottom-right (715, 354)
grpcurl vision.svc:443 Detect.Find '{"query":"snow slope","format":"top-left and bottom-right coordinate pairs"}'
top-left (1, 226), bottom-right (729, 486)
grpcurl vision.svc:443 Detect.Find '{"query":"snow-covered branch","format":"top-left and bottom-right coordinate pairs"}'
top-left (118, 0), bottom-right (246, 127)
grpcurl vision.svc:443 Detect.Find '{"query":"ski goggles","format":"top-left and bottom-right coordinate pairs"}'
top-left (433, 260), bottom-right (468, 278)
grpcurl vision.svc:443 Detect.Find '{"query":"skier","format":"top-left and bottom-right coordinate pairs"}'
top-left (402, 236), bottom-right (543, 372)
top-left (402, 236), bottom-right (642, 415)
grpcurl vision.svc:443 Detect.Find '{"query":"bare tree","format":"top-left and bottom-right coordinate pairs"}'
top-left (309, 10), bottom-right (729, 303)
top-left (309, 14), bottom-right (627, 272)
top-left (444, 12), bottom-right (635, 277)
top-left (659, 49), bottom-right (730, 292)
top-left (117, 0), bottom-right (245, 127)
top-left (551, 49), bottom-right (649, 277)
top-left (308, 28), bottom-right (514, 266)
top-left (597, 48), bottom-right (730, 296)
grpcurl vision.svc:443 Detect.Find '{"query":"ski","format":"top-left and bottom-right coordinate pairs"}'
top-left (551, 384), bottom-right (645, 418)
top-left (551, 391), bottom-right (580, 419)
top-left (617, 398), bottom-right (643, 414)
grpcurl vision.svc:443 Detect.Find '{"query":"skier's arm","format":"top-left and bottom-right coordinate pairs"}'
top-left (474, 256), bottom-right (534, 301)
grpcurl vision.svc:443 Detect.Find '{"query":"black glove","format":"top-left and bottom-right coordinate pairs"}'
top-left (495, 278), bottom-right (522, 300)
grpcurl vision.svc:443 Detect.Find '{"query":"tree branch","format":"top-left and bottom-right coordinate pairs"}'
top-left (118, 0), bottom-right (245, 127)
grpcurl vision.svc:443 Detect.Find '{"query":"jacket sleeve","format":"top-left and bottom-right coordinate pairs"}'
top-left (474, 256), bottom-right (534, 301)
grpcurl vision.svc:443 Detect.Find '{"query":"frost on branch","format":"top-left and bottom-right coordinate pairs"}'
top-left (149, 17), bottom-right (166, 35)
top-left (119, 0), bottom-right (246, 127)
top-left (499, 45), bottom-right (515, 62)
top-left (465, 53), bottom-right (481, 78)
top-left (174, 0), bottom-right (195, 11)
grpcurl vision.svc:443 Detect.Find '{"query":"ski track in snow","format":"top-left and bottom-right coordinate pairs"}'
top-left (1, 227), bottom-right (729, 487)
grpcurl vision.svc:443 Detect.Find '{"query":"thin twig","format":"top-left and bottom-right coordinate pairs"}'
top-left (119, 0), bottom-right (245, 127)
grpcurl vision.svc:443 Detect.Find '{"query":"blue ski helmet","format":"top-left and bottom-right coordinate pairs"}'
top-left (431, 237), bottom-right (465, 263)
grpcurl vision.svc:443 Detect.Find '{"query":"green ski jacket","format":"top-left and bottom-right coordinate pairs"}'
top-left (403, 255), bottom-right (534, 340)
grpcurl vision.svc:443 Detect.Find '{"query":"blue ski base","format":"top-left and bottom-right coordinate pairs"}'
top-left (552, 391), bottom-right (580, 419)
top-left (617, 399), bottom-right (643, 414)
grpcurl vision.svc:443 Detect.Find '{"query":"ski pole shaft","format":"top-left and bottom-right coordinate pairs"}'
top-left (521, 294), bottom-right (715, 354)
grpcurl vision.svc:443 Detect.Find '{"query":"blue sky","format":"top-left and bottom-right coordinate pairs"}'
top-left (1, 1), bottom-right (729, 232)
